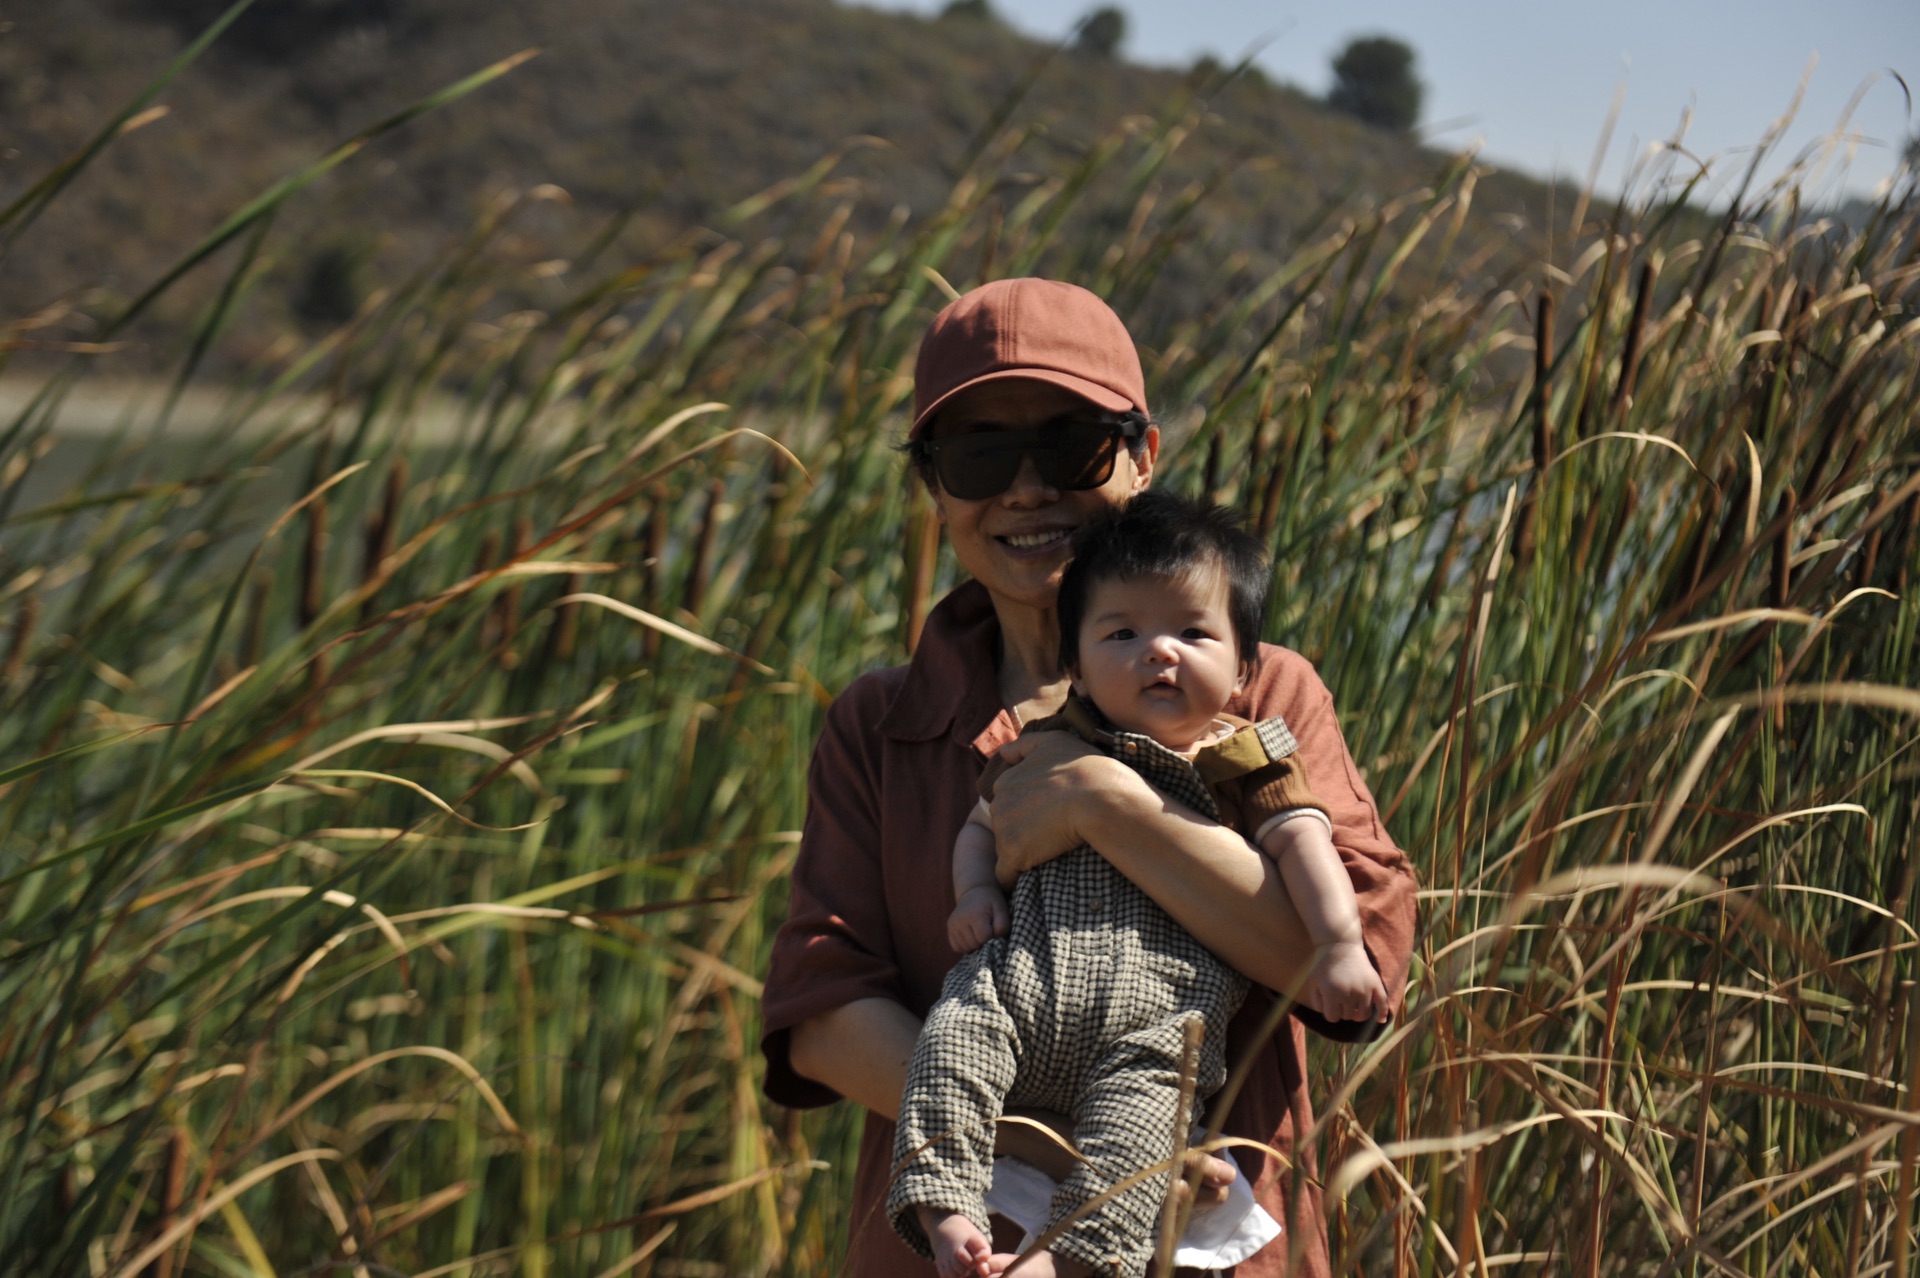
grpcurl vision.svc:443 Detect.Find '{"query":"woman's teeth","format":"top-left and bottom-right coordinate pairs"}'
top-left (1002, 530), bottom-right (1068, 549)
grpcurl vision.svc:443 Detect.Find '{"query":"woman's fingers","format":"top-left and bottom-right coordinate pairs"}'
top-left (987, 732), bottom-right (1122, 883)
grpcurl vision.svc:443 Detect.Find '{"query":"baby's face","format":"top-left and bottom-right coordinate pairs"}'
top-left (1069, 565), bottom-right (1246, 753)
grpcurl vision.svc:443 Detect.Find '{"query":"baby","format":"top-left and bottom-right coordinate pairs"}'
top-left (888, 491), bottom-right (1391, 1278)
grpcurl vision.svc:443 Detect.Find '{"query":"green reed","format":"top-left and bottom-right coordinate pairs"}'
top-left (2, 33), bottom-right (1918, 1278)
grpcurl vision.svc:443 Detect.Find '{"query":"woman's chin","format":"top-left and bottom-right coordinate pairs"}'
top-left (978, 559), bottom-right (1071, 611)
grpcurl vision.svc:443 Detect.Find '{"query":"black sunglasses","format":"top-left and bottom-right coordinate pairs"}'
top-left (916, 417), bottom-right (1143, 501)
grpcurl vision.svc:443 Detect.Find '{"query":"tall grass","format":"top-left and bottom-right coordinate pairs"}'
top-left (3, 35), bottom-right (1918, 1277)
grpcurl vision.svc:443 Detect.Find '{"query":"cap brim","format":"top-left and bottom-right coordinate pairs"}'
top-left (911, 369), bottom-right (1137, 437)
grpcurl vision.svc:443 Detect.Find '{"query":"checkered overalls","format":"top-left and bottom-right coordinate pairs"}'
top-left (887, 709), bottom-right (1302, 1277)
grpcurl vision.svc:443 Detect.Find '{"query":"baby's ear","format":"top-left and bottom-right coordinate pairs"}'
top-left (1064, 662), bottom-right (1087, 699)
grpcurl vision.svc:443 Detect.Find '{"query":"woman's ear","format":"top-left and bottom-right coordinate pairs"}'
top-left (1131, 424), bottom-right (1160, 492)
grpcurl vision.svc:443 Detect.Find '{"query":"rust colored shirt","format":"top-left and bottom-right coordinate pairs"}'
top-left (760, 581), bottom-right (1417, 1277)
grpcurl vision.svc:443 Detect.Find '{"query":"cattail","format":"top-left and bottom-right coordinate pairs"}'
top-left (1856, 522), bottom-right (1882, 591)
top-left (548, 572), bottom-right (584, 663)
top-left (1243, 383), bottom-right (1276, 498)
top-left (642, 496), bottom-right (667, 660)
top-left (904, 500), bottom-right (940, 655)
top-left (299, 496), bottom-right (327, 630)
top-left (3, 591), bottom-right (37, 683)
top-left (1772, 487), bottom-right (1796, 608)
top-left (1256, 440), bottom-right (1288, 537)
top-left (684, 477), bottom-right (725, 619)
top-left (1612, 262), bottom-right (1654, 415)
top-left (359, 457), bottom-right (408, 620)
top-left (143, 1129), bottom-right (188, 1278)
top-left (496, 516), bottom-right (530, 669)
top-left (241, 573), bottom-right (268, 669)
top-left (1898, 492), bottom-right (1919, 597)
top-left (1532, 290), bottom-right (1555, 472)
top-left (476, 530), bottom-right (502, 651)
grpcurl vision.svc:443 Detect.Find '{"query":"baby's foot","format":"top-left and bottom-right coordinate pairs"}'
top-left (918, 1207), bottom-right (994, 1278)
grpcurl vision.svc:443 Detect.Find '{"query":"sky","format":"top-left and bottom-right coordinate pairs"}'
top-left (869, 0), bottom-right (1917, 205)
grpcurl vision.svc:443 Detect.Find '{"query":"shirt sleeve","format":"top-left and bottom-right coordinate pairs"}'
top-left (759, 673), bottom-right (905, 1109)
top-left (1246, 648), bottom-right (1419, 1043)
top-left (1237, 753), bottom-right (1328, 833)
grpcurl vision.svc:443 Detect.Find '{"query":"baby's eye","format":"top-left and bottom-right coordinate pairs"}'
top-left (1106, 628), bottom-right (1135, 641)
top-left (1182, 628), bottom-right (1212, 641)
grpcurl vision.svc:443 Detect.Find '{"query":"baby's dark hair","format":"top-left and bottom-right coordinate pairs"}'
top-left (1056, 489), bottom-right (1271, 674)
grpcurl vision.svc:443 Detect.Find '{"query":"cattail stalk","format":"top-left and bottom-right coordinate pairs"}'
top-left (145, 1128), bottom-right (188, 1278)
top-left (1515, 291), bottom-right (1554, 566)
top-left (549, 572), bottom-right (584, 663)
top-left (1612, 262), bottom-right (1655, 415)
top-left (3, 592), bottom-right (37, 683)
top-left (1154, 1016), bottom-right (1205, 1273)
top-left (1532, 291), bottom-right (1555, 472)
top-left (476, 530), bottom-right (502, 651)
top-left (359, 457), bottom-right (408, 619)
top-left (496, 517), bottom-right (530, 669)
top-left (299, 497), bottom-right (327, 630)
top-left (1771, 487), bottom-right (1796, 609)
top-left (684, 477), bottom-right (725, 619)
top-left (643, 496), bottom-right (667, 660)
top-left (904, 498), bottom-right (940, 655)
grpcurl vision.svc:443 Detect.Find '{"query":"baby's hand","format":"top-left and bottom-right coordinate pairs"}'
top-left (1304, 940), bottom-right (1392, 1025)
top-left (947, 884), bottom-right (1010, 953)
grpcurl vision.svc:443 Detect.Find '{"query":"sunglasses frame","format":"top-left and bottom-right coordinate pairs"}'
top-left (913, 413), bottom-right (1146, 501)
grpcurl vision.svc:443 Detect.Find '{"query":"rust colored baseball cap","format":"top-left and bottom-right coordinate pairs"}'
top-left (910, 277), bottom-right (1149, 437)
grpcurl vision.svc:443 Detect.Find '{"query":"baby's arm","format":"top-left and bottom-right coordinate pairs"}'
top-left (1259, 815), bottom-right (1391, 1023)
top-left (948, 799), bottom-right (1010, 952)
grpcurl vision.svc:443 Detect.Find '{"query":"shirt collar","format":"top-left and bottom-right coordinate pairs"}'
top-left (1058, 692), bottom-right (1275, 785)
top-left (877, 580), bottom-right (1016, 755)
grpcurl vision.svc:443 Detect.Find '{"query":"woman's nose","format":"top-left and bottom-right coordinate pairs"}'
top-left (1000, 452), bottom-right (1058, 505)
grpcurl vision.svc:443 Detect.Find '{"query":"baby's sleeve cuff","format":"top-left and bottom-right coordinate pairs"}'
top-left (1253, 806), bottom-right (1335, 846)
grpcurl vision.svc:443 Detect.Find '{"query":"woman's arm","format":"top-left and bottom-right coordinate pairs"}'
top-left (788, 996), bottom-right (922, 1120)
top-left (788, 997), bottom-right (1233, 1191)
top-left (790, 998), bottom-right (1080, 1175)
top-left (987, 730), bottom-right (1321, 995)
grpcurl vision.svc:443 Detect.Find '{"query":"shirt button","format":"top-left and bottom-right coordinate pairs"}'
top-left (1089, 897), bottom-right (1104, 914)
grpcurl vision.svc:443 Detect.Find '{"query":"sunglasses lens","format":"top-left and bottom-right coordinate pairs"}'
top-left (929, 422), bottom-right (1125, 499)
top-left (934, 434), bottom-right (1024, 500)
top-left (1033, 423), bottom-right (1122, 491)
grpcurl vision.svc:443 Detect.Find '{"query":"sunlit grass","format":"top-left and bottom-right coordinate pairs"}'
top-left (2, 25), bottom-right (1918, 1277)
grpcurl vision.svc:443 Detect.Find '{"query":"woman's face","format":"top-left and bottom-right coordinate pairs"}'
top-left (925, 379), bottom-right (1158, 613)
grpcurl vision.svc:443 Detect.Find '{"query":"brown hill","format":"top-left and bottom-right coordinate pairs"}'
top-left (1, 0), bottom-right (1558, 372)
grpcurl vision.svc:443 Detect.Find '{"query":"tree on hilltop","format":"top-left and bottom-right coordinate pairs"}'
top-left (1328, 34), bottom-right (1423, 133)
top-left (1075, 6), bottom-right (1127, 58)
top-left (940, 0), bottom-right (997, 21)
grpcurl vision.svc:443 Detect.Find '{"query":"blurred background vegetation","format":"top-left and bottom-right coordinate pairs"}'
top-left (3, 2), bottom-right (1919, 1276)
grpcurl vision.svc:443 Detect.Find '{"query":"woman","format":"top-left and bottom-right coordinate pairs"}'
top-left (760, 277), bottom-right (1416, 1276)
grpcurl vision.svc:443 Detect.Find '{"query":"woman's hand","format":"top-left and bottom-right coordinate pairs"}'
top-left (987, 732), bottom-right (1142, 887)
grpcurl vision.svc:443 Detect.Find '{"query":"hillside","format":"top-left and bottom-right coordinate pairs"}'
top-left (0, 0), bottom-right (1559, 373)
